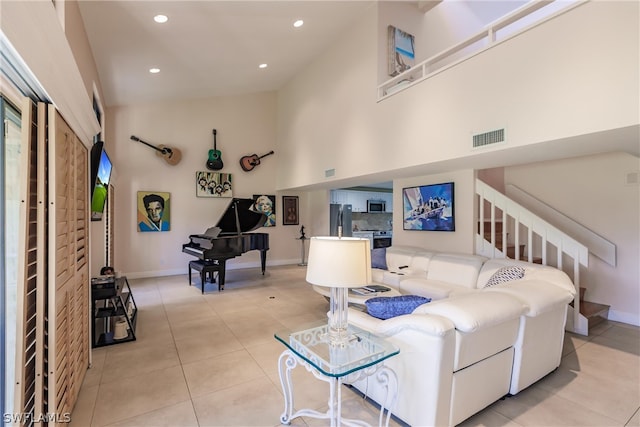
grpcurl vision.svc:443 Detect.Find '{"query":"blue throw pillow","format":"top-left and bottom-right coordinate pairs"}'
top-left (371, 248), bottom-right (388, 270)
top-left (365, 295), bottom-right (431, 320)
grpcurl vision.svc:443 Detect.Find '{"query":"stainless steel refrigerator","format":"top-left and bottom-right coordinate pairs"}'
top-left (329, 204), bottom-right (352, 237)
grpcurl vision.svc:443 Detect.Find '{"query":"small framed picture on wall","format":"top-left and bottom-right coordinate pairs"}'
top-left (282, 196), bottom-right (299, 225)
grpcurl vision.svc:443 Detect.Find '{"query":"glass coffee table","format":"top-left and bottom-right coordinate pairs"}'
top-left (275, 323), bottom-right (399, 427)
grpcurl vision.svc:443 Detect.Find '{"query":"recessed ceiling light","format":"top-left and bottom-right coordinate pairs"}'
top-left (149, 68), bottom-right (160, 74)
top-left (154, 14), bottom-right (168, 23)
top-left (293, 19), bottom-right (304, 28)
top-left (258, 63), bottom-right (268, 69)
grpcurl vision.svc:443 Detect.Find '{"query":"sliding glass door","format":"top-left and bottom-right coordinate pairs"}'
top-left (1, 96), bottom-right (21, 420)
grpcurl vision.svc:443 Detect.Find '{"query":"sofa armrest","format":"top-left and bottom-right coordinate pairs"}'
top-left (484, 279), bottom-right (575, 316)
top-left (348, 308), bottom-right (454, 337)
top-left (413, 292), bottom-right (526, 333)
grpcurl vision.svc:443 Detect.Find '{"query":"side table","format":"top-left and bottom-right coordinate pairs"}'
top-left (275, 323), bottom-right (399, 427)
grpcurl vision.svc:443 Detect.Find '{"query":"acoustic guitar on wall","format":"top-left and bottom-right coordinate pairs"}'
top-left (240, 150), bottom-right (275, 172)
top-left (130, 135), bottom-right (182, 165)
top-left (206, 129), bottom-right (224, 170)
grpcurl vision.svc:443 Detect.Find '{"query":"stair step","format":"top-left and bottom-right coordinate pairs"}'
top-left (576, 300), bottom-right (610, 329)
top-left (506, 244), bottom-right (526, 258)
top-left (580, 300), bottom-right (609, 317)
top-left (580, 287), bottom-right (586, 302)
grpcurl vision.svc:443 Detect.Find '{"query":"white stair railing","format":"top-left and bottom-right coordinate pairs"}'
top-left (475, 179), bottom-right (589, 335)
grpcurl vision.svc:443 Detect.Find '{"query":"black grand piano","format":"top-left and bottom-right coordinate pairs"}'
top-left (182, 198), bottom-right (269, 290)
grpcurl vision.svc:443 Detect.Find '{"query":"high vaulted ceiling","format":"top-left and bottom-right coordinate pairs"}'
top-left (78, 1), bottom-right (377, 107)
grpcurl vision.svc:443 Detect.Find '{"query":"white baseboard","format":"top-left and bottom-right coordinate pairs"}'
top-left (123, 258), bottom-right (302, 280)
top-left (607, 309), bottom-right (640, 327)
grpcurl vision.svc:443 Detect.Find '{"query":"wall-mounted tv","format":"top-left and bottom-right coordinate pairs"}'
top-left (402, 182), bottom-right (455, 231)
top-left (90, 141), bottom-right (113, 221)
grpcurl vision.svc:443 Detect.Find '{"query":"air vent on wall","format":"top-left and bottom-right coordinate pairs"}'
top-left (472, 128), bottom-right (505, 148)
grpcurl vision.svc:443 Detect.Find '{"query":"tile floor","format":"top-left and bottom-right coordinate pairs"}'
top-left (71, 265), bottom-right (640, 427)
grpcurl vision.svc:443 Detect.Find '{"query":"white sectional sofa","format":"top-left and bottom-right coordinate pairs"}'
top-left (345, 246), bottom-right (576, 426)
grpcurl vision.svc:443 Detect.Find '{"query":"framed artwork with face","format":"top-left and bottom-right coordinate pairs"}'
top-left (251, 194), bottom-right (276, 227)
top-left (137, 191), bottom-right (171, 232)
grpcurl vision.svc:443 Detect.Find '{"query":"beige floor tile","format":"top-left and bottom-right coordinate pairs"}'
top-left (104, 400), bottom-right (199, 426)
top-left (84, 348), bottom-right (107, 388)
top-left (491, 385), bottom-right (620, 426)
top-left (245, 339), bottom-right (287, 377)
top-left (69, 383), bottom-right (99, 427)
top-left (169, 314), bottom-right (229, 341)
top-left (457, 404), bottom-right (524, 427)
top-left (174, 329), bottom-right (244, 365)
top-left (100, 338), bottom-right (181, 384)
top-left (535, 360), bottom-right (639, 423)
top-left (266, 363), bottom-right (332, 414)
top-left (562, 331), bottom-right (589, 356)
top-left (91, 365), bottom-right (190, 427)
top-left (628, 408), bottom-right (640, 427)
top-left (182, 349), bottom-right (266, 398)
top-left (191, 373), bottom-right (285, 426)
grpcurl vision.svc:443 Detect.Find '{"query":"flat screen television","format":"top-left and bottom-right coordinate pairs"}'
top-left (90, 141), bottom-right (113, 221)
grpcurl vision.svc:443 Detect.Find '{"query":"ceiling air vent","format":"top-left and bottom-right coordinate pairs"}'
top-left (473, 128), bottom-right (505, 148)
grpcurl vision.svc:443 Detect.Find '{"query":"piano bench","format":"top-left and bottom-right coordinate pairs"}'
top-left (188, 260), bottom-right (222, 293)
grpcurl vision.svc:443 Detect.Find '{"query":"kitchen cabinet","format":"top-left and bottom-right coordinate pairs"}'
top-left (330, 189), bottom-right (393, 212)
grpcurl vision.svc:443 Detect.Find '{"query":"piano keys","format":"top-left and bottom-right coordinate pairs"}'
top-left (182, 198), bottom-right (269, 290)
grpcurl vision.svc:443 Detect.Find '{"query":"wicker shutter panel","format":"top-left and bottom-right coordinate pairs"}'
top-left (47, 106), bottom-right (89, 422)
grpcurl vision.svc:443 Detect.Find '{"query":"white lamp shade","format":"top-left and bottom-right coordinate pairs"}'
top-left (306, 236), bottom-right (372, 288)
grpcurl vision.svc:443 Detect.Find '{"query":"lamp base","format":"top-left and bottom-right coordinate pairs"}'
top-left (327, 287), bottom-right (351, 347)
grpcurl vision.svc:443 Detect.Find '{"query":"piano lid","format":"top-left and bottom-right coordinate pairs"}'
top-left (216, 198), bottom-right (266, 234)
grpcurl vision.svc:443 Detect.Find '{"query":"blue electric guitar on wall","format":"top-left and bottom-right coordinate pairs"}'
top-left (206, 129), bottom-right (224, 170)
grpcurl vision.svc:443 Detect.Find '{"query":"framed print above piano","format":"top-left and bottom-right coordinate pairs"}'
top-left (196, 171), bottom-right (233, 198)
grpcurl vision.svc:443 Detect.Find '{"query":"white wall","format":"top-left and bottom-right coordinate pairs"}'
top-left (505, 152), bottom-right (640, 325)
top-left (277, 1), bottom-right (639, 191)
top-left (392, 169), bottom-right (476, 254)
top-left (106, 92), bottom-right (307, 278)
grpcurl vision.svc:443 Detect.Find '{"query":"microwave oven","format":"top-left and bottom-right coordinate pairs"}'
top-left (367, 200), bottom-right (386, 212)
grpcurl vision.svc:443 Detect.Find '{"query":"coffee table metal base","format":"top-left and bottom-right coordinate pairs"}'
top-left (278, 349), bottom-right (398, 427)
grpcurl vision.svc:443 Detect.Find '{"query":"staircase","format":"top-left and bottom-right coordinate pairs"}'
top-left (475, 179), bottom-right (608, 336)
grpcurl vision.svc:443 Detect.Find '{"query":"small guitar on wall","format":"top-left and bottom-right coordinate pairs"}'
top-left (206, 129), bottom-right (224, 170)
top-left (240, 150), bottom-right (275, 172)
top-left (130, 135), bottom-right (182, 165)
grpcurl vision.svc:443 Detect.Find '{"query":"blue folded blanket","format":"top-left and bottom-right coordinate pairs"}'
top-left (365, 295), bottom-right (431, 320)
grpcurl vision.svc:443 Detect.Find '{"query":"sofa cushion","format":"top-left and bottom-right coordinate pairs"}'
top-left (371, 268), bottom-right (386, 285)
top-left (426, 253), bottom-right (487, 289)
top-left (371, 248), bottom-right (388, 270)
top-left (385, 246), bottom-right (417, 271)
top-left (484, 266), bottom-right (525, 288)
top-left (399, 278), bottom-right (475, 300)
top-left (365, 295), bottom-right (431, 320)
top-left (407, 252), bottom-right (434, 277)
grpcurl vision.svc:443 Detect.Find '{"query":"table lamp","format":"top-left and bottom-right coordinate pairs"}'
top-left (306, 236), bottom-right (372, 346)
